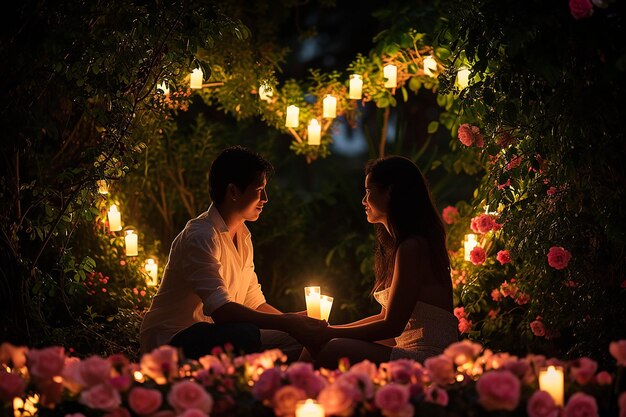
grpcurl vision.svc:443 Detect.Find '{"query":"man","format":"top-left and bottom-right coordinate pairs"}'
top-left (140, 146), bottom-right (323, 360)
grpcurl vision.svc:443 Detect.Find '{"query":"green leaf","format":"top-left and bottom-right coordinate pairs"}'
top-left (427, 121), bottom-right (439, 134)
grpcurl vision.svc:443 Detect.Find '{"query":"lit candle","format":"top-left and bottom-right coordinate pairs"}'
top-left (190, 68), bottom-right (203, 89)
top-left (285, 105), bottom-right (300, 128)
top-left (383, 64), bottom-right (397, 88)
top-left (320, 295), bottom-right (333, 322)
top-left (157, 81), bottom-right (170, 96)
top-left (97, 179), bottom-right (109, 195)
top-left (125, 229), bottom-right (138, 257)
top-left (457, 67), bottom-right (470, 89)
top-left (538, 366), bottom-right (564, 407)
top-left (13, 395), bottom-right (38, 417)
top-left (304, 286), bottom-right (321, 319)
top-left (322, 94), bottom-right (337, 118)
top-left (145, 258), bottom-right (158, 287)
top-left (463, 234), bottom-right (477, 262)
top-left (349, 74), bottom-right (362, 99)
top-left (107, 204), bottom-right (122, 232)
top-left (307, 119), bottom-right (321, 145)
top-left (295, 399), bottom-right (325, 417)
top-left (259, 84), bottom-right (273, 102)
top-left (423, 56), bottom-right (438, 77)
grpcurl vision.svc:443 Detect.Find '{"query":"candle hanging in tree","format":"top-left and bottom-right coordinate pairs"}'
top-left (307, 119), bottom-right (321, 145)
top-left (463, 234), bottom-right (477, 262)
top-left (107, 204), bottom-right (122, 232)
top-left (145, 258), bottom-right (159, 287)
top-left (125, 229), bottom-right (138, 257)
top-left (285, 105), bottom-right (300, 128)
top-left (457, 67), bottom-right (470, 89)
top-left (423, 56), bottom-right (438, 77)
top-left (190, 68), bottom-right (203, 89)
top-left (259, 84), bottom-right (273, 102)
top-left (383, 64), bottom-right (397, 88)
top-left (322, 94), bottom-right (337, 118)
top-left (156, 81), bottom-right (170, 96)
top-left (349, 74), bottom-right (363, 99)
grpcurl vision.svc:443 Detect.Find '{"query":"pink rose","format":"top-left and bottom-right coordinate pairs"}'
top-left (619, 392), bottom-right (626, 417)
top-left (79, 355), bottom-right (112, 388)
top-left (569, 357), bottom-right (598, 385)
top-left (272, 385), bottom-right (306, 417)
top-left (140, 345), bottom-right (178, 384)
top-left (547, 186), bottom-right (558, 196)
top-left (198, 355), bottom-right (226, 375)
top-left (569, 0), bottom-right (593, 19)
top-left (515, 293), bottom-right (530, 305)
top-left (470, 217), bottom-right (480, 233)
top-left (496, 131), bottom-right (516, 148)
top-left (167, 380), bottom-right (213, 413)
top-left (491, 288), bottom-right (503, 302)
top-left (458, 124), bottom-right (484, 147)
top-left (563, 392), bottom-right (598, 417)
top-left (469, 246), bottom-right (486, 265)
top-left (527, 390), bottom-right (559, 417)
top-left (458, 317), bottom-right (473, 334)
top-left (0, 370), bottom-right (26, 401)
top-left (28, 346), bottom-right (66, 379)
top-left (424, 385), bottom-right (449, 406)
top-left (506, 155), bottom-right (523, 171)
top-left (530, 318), bottom-right (546, 337)
top-left (424, 355), bottom-right (455, 385)
top-left (38, 379), bottom-right (64, 407)
top-left (336, 371), bottom-right (374, 400)
top-left (109, 375), bottom-right (132, 392)
top-left (128, 387), bottom-right (163, 415)
top-left (476, 370), bottom-right (521, 411)
top-left (79, 383), bottom-right (122, 412)
top-left (349, 359), bottom-right (378, 379)
top-left (317, 383), bottom-right (356, 417)
top-left (177, 410), bottom-right (209, 417)
top-left (472, 214), bottom-right (494, 234)
top-left (386, 359), bottom-right (423, 386)
top-left (453, 306), bottom-right (466, 320)
top-left (442, 206), bottom-right (460, 225)
top-left (286, 362), bottom-right (326, 397)
top-left (610, 340), bottom-right (626, 366)
top-left (547, 246), bottom-right (572, 270)
top-left (252, 367), bottom-right (283, 401)
top-left (1, 343), bottom-right (28, 369)
top-left (501, 359), bottom-right (533, 384)
top-left (497, 250), bottom-right (511, 265)
top-left (374, 383), bottom-right (409, 413)
top-left (444, 340), bottom-right (483, 365)
top-left (594, 371), bottom-right (612, 385)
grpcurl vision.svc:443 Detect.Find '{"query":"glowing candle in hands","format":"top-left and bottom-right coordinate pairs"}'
top-left (304, 286), bottom-right (321, 319)
top-left (320, 295), bottom-right (333, 322)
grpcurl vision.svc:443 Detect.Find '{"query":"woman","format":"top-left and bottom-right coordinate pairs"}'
top-left (311, 156), bottom-right (457, 368)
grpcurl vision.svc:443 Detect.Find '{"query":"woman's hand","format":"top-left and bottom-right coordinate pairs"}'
top-left (283, 313), bottom-right (329, 353)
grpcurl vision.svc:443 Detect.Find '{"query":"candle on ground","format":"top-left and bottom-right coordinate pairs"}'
top-left (295, 399), bottom-right (325, 417)
top-left (538, 366), bottom-right (564, 407)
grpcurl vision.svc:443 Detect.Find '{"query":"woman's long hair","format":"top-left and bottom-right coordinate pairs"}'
top-left (365, 156), bottom-right (450, 292)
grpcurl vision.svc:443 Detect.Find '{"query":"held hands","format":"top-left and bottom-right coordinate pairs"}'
top-left (283, 313), bottom-right (329, 354)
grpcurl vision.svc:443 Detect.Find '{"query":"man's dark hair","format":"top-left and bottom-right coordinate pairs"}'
top-left (209, 146), bottom-right (274, 205)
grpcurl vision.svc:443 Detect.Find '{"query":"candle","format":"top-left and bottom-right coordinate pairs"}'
top-left (145, 258), bottom-right (158, 287)
top-left (457, 67), bottom-right (470, 89)
top-left (156, 81), bottom-right (170, 96)
top-left (538, 366), bottom-right (564, 407)
top-left (190, 68), bottom-right (203, 89)
top-left (423, 56), bottom-right (438, 77)
top-left (285, 105), bottom-right (300, 128)
top-left (97, 179), bottom-right (109, 195)
top-left (320, 295), bottom-right (333, 322)
top-left (259, 84), bottom-right (273, 102)
top-left (307, 119), bottom-right (321, 145)
top-left (463, 234), bottom-right (477, 262)
top-left (107, 204), bottom-right (122, 232)
top-left (383, 64), bottom-right (397, 88)
top-left (322, 94), bottom-right (336, 118)
top-left (14, 395), bottom-right (38, 417)
top-left (295, 399), bottom-right (325, 417)
top-left (349, 74), bottom-right (362, 99)
top-left (304, 286), bottom-right (321, 319)
top-left (125, 229), bottom-right (138, 257)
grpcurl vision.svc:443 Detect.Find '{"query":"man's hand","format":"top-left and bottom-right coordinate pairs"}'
top-left (282, 313), bottom-right (328, 353)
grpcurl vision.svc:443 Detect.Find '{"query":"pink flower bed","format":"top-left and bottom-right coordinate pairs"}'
top-left (2, 340), bottom-right (626, 417)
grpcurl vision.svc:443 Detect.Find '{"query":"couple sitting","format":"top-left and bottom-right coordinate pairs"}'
top-left (139, 146), bottom-right (457, 368)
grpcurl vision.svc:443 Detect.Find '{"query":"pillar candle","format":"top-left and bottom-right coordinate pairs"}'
top-left (538, 366), bottom-right (564, 407)
top-left (304, 286), bottom-right (321, 319)
top-left (107, 204), bottom-right (122, 232)
top-left (423, 56), bottom-right (438, 77)
top-left (457, 67), bottom-right (470, 89)
top-left (308, 119), bottom-right (321, 145)
top-left (322, 94), bottom-right (337, 118)
top-left (285, 105), bottom-right (300, 128)
top-left (145, 258), bottom-right (158, 287)
top-left (463, 234), bottom-right (477, 262)
top-left (125, 230), bottom-right (138, 257)
top-left (349, 74), bottom-right (362, 99)
top-left (190, 68), bottom-right (203, 89)
top-left (295, 399), bottom-right (325, 417)
top-left (383, 64), bottom-right (397, 88)
top-left (320, 295), bottom-right (333, 322)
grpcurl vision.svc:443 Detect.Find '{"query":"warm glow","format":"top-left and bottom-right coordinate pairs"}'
top-left (107, 204), bottom-right (122, 232)
top-left (307, 119), bottom-right (321, 146)
top-left (14, 395), bottom-right (38, 417)
top-left (457, 67), bottom-right (470, 89)
top-left (305, 286), bottom-right (321, 319)
top-left (320, 295), bottom-right (333, 321)
top-left (190, 68), bottom-right (203, 89)
top-left (423, 56), bottom-right (438, 77)
top-left (383, 64), bottom-right (397, 88)
top-left (259, 84), bottom-right (273, 101)
top-left (322, 94), bottom-right (337, 118)
top-left (133, 371), bottom-right (145, 382)
top-left (285, 105), bottom-right (300, 128)
top-left (456, 374), bottom-right (465, 382)
top-left (295, 399), bottom-right (325, 417)
top-left (97, 179), bottom-right (109, 195)
top-left (539, 366), bottom-right (564, 407)
top-left (349, 74), bottom-right (363, 99)
top-left (145, 258), bottom-right (159, 287)
top-left (125, 229), bottom-right (138, 257)
top-left (156, 81), bottom-right (170, 96)
top-left (463, 234), bottom-right (478, 262)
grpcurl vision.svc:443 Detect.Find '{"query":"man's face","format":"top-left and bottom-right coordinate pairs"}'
top-left (235, 173), bottom-right (268, 222)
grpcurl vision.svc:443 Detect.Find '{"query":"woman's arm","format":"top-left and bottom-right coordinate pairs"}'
top-left (332, 309), bottom-right (385, 328)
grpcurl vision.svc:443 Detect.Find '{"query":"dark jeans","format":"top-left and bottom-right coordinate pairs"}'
top-left (169, 322), bottom-right (262, 360)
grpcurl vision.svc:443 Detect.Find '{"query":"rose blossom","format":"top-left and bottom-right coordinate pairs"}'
top-left (350, 359), bottom-right (378, 379)
top-left (140, 345), bottom-right (178, 384)
top-left (79, 383), bottom-right (122, 412)
top-left (470, 217), bottom-right (480, 233)
top-left (1, 343), bottom-right (28, 369)
top-left (424, 385), bottom-right (449, 406)
top-left (386, 359), bottom-right (424, 386)
top-left (530, 318), bottom-right (546, 337)
top-left (527, 390), bottom-right (559, 417)
top-left (0, 370), bottom-right (26, 401)
top-left (317, 383), bottom-right (356, 417)
top-left (272, 385), bottom-right (306, 417)
top-left (458, 124), bottom-right (484, 147)
top-left (198, 355), bottom-right (226, 375)
top-left (252, 367), bottom-right (283, 401)
top-left (286, 362), bottom-right (326, 397)
top-left (595, 371), bottom-right (612, 385)
top-left (569, 0), bottom-right (593, 20)
top-left (374, 383), bottom-right (410, 413)
top-left (458, 317), bottom-right (473, 334)
top-left (569, 357), bottom-right (598, 385)
top-left (563, 392), bottom-right (598, 417)
top-left (497, 250), bottom-right (511, 265)
top-left (453, 306), bottom-right (466, 320)
top-left (128, 387), bottom-right (163, 415)
top-left (610, 340), bottom-right (626, 366)
top-left (547, 246), bottom-right (572, 270)
top-left (442, 206), bottom-right (460, 225)
top-left (619, 392), bottom-right (626, 417)
top-left (469, 246), bottom-right (486, 265)
top-left (28, 346), bottom-right (66, 379)
top-left (167, 380), bottom-right (213, 413)
top-left (177, 409), bottom-right (208, 417)
top-left (424, 355), bottom-right (455, 385)
top-left (444, 340), bottom-right (483, 365)
top-left (472, 214), bottom-right (494, 234)
top-left (79, 355), bottom-right (112, 388)
top-left (476, 370), bottom-right (521, 411)
top-left (336, 371), bottom-right (374, 400)
top-left (491, 288), bottom-right (503, 302)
